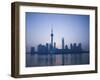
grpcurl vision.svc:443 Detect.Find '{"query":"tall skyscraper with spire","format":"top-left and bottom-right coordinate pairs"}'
top-left (51, 28), bottom-right (54, 49)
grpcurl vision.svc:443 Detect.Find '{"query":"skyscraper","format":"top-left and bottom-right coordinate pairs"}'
top-left (54, 42), bottom-right (56, 49)
top-left (51, 28), bottom-right (54, 49)
top-left (62, 38), bottom-right (65, 49)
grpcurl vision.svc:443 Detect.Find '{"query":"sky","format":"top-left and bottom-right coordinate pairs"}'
top-left (26, 12), bottom-right (89, 52)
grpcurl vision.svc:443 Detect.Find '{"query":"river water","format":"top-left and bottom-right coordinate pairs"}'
top-left (26, 53), bottom-right (89, 67)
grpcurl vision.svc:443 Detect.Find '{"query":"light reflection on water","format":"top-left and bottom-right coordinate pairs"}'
top-left (26, 53), bottom-right (89, 67)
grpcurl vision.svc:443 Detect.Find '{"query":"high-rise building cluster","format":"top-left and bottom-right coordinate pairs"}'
top-left (30, 29), bottom-right (82, 54)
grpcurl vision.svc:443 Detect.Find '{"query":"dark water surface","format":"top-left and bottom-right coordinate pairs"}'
top-left (26, 53), bottom-right (89, 67)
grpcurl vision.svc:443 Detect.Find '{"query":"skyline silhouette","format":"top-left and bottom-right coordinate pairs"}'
top-left (26, 12), bottom-right (89, 53)
top-left (30, 28), bottom-right (89, 55)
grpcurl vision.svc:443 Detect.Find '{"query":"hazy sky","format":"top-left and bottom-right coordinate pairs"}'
top-left (26, 12), bottom-right (89, 52)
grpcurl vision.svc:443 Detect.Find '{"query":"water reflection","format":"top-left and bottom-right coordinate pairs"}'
top-left (26, 53), bottom-right (89, 67)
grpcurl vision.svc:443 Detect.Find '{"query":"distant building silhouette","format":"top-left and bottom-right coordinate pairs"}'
top-left (78, 43), bottom-right (82, 51)
top-left (73, 43), bottom-right (77, 51)
top-left (62, 38), bottom-right (65, 49)
top-left (65, 44), bottom-right (68, 50)
top-left (54, 42), bottom-right (56, 49)
top-left (46, 43), bottom-right (49, 53)
top-left (37, 44), bottom-right (47, 53)
top-left (70, 43), bottom-right (73, 50)
top-left (31, 47), bottom-right (35, 54)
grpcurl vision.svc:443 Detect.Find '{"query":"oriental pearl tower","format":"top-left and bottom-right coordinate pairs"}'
top-left (51, 28), bottom-right (54, 49)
